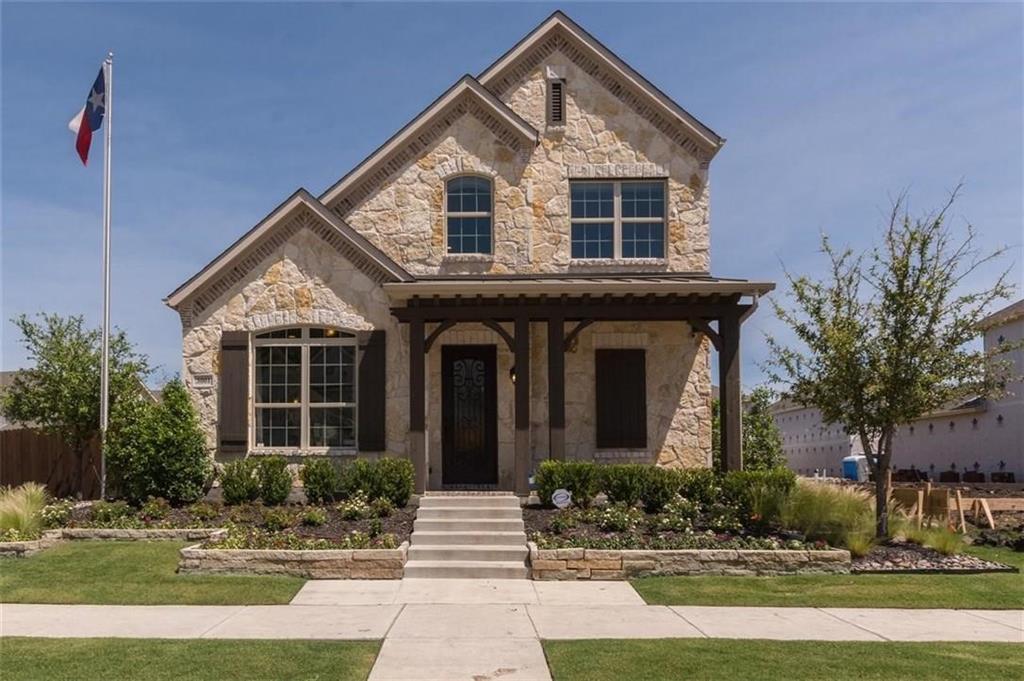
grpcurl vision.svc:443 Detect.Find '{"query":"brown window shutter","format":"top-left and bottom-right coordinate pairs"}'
top-left (595, 349), bottom-right (647, 449)
top-left (218, 331), bottom-right (249, 454)
top-left (357, 329), bottom-right (387, 451)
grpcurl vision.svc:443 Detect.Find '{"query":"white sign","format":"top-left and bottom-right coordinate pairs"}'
top-left (551, 488), bottom-right (572, 509)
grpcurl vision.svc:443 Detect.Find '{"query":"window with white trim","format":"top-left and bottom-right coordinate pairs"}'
top-left (446, 176), bottom-right (492, 254)
top-left (570, 180), bottom-right (666, 259)
top-left (253, 326), bottom-right (356, 449)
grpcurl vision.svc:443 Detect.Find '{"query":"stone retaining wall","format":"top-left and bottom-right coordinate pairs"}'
top-left (0, 528), bottom-right (226, 558)
top-left (528, 542), bottom-right (851, 580)
top-left (177, 541), bottom-right (408, 579)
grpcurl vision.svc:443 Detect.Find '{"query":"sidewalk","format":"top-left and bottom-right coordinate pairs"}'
top-left (3, 580), bottom-right (1021, 681)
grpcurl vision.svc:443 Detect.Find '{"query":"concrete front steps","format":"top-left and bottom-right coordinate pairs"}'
top-left (405, 494), bottom-right (529, 579)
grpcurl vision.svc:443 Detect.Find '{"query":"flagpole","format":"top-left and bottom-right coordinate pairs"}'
top-left (99, 52), bottom-right (113, 500)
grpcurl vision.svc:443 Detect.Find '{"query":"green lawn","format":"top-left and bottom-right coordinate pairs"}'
top-left (0, 541), bottom-right (304, 605)
top-left (2, 638), bottom-right (379, 681)
top-left (544, 640), bottom-right (1024, 681)
top-left (632, 546), bottom-right (1024, 609)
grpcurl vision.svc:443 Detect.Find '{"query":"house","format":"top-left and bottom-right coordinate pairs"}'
top-left (165, 11), bottom-right (773, 495)
top-left (772, 299), bottom-right (1024, 481)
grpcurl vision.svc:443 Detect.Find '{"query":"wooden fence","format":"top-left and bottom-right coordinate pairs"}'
top-left (0, 428), bottom-right (100, 498)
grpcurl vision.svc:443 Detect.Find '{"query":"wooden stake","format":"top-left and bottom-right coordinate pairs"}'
top-left (979, 498), bottom-right (996, 530)
top-left (916, 490), bottom-right (924, 528)
top-left (954, 490), bottom-right (967, 533)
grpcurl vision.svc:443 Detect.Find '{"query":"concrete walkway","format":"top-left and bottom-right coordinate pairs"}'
top-left (3, 581), bottom-right (1022, 681)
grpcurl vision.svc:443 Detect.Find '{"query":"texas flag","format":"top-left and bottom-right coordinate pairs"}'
top-left (68, 66), bottom-right (106, 165)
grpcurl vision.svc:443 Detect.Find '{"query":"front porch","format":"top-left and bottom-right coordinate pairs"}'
top-left (387, 274), bottom-right (773, 494)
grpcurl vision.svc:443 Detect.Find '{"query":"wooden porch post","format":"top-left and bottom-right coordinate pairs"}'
top-left (547, 314), bottom-right (565, 460)
top-left (408, 318), bottom-right (427, 494)
top-left (514, 314), bottom-right (531, 495)
top-left (718, 313), bottom-right (743, 472)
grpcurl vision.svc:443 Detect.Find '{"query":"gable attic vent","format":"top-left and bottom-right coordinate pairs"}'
top-left (548, 79), bottom-right (565, 124)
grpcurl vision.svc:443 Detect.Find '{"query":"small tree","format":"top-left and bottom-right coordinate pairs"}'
top-left (768, 187), bottom-right (1014, 536)
top-left (107, 378), bottom-right (212, 505)
top-left (711, 388), bottom-right (786, 471)
top-left (1, 314), bottom-right (149, 496)
top-left (742, 387), bottom-right (786, 471)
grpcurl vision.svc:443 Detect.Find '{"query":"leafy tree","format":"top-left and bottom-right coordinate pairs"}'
top-left (742, 387), bottom-right (786, 471)
top-left (1, 314), bottom-right (149, 496)
top-left (767, 187), bottom-right (1014, 536)
top-left (711, 388), bottom-right (785, 471)
top-left (107, 378), bottom-right (212, 505)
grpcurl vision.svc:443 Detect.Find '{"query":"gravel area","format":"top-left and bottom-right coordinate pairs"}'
top-left (853, 542), bottom-right (1018, 573)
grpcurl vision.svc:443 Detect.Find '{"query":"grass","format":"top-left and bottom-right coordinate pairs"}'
top-left (544, 640), bottom-right (1024, 681)
top-left (2, 638), bottom-right (380, 681)
top-left (0, 541), bottom-right (304, 605)
top-left (632, 545), bottom-right (1023, 609)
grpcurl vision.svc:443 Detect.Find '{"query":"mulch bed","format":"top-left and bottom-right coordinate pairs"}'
top-left (852, 541), bottom-right (1018, 574)
top-left (67, 503), bottom-right (415, 544)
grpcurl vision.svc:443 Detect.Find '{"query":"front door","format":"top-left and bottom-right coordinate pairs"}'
top-left (441, 345), bottom-right (498, 486)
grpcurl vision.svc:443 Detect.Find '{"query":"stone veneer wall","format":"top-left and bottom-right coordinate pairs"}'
top-left (338, 50), bottom-right (709, 276)
top-left (178, 542), bottom-right (408, 579)
top-left (181, 228), bottom-right (409, 456)
top-left (528, 543), bottom-right (852, 580)
top-left (0, 528), bottom-right (226, 558)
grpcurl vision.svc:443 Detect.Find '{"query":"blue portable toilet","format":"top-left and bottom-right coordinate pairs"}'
top-left (842, 455), bottom-right (869, 481)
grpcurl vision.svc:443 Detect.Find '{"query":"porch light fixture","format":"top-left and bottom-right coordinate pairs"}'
top-left (509, 365), bottom-right (517, 384)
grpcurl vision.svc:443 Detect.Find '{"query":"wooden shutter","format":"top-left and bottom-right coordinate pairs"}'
top-left (595, 349), bottom-right (647, 449)
top-left (218, 331), bottom-right (249, 454)
top-left (357, 329), bottom-right (387, 451)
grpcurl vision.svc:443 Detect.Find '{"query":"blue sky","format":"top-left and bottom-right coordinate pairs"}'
top-left (2, 2), bottom-right (1022, 389)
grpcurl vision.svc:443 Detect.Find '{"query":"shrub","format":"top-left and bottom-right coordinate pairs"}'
top-left (261, 507), bottom-right (295, 532)
top-left (301, 506), bottom-right (328, 526)
top-left (91, 500), bottom-right (132, 524)
top-left (368, 518), bottom-right (383, 538)
top-left (651, 495), bottom-right (700, 532)
top-left (256, 456), bottom-right (292, 506)
top-left (781, 481), bottom-right (874, 549)
top-left (300, 459), bottom-right (339, 505)
top-left (722, 468), bottom-right (796, 526)
top-left (336, 492), bottom-right (372, 520)
top-left (601, 464), bottom-right (647, 507)
top-left (676, 468), bottom-right (721, 507)
top-left (107, 379), bottom-right (213, 506)
top-left (338, 458), bottom-right (414, 507)
top-left (535, 460), bottom-right (600, 508)
top-left (590, 503), bottom-right (645, 532)
top-left (370, 497), bottom-right (395, 518)
top-left (845, 533), bottom-right (876, 558)
top-left (704, 502), bottom-right (744, 533)
top-left (0, 483), bottom-right (48, 539)
top-left (139, 497), bottom-right (170, 521)
top-left (549, 510), bottom-right (580, 534)
top-left (641, 467), bottom-right (682, 513)
top-left (187, 501), bottom-right (220, 523)
top-left (40, 499), bottom-right (75, 529)
top-left (374, 457), bottom-right (415, 507)
top-left (220, 460), bottom-right (260, 506)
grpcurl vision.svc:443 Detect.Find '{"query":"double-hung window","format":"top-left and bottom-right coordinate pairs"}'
top-left (253, 327), bottom-right (356, 450)
top-left (570, 180), bottom-right (666, 259)
top-left (446, 176), bottom-right (492, 255)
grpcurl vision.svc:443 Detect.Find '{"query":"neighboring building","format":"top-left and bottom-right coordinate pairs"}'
top-left (165, 12), bottom-right (773, 494)
top-left (773, 299), bottom-right (1024, 480)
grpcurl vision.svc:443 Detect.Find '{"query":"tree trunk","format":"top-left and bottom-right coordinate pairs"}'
top-left (873, 430), bottom-right (894, 538)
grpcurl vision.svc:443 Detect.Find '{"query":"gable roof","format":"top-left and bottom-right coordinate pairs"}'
top-left (478, 11), bottom-right (724, 160)
top-left (164, 189), bottom-right (412, 312)
top-left (979, 299), bottom-right (1024, 330)
top-left (319, 75), bottom-right (539, 212)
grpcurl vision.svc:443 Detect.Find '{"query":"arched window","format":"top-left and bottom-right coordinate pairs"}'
top-left (253, 326), bottom-right (356, 449)
top-left (446, 176), bottom-right (492, 254)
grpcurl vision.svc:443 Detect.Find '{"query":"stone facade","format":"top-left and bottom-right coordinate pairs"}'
top-left (173, 16), bottom-right (717, 477)
top-left (177, 542), bottom-right (408, 579)
top-left (527, 543), bottom-right (852, 580)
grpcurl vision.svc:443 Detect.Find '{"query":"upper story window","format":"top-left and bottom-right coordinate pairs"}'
top-left (446, 176), bottom-right (492, 255)
top-left (570, 181), bottom-right (665, 259)
top-left (253, 327), bottom-right (356, 450)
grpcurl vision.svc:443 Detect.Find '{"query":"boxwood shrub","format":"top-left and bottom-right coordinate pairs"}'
top-left (220, 459), bottom-right (260, 506)
top-left (601, 464), bottom-right (648, 507)
top-left (338, 457), bottom-right (414, 507)
top-left (535, 460), bottom-right (600, 508)
top-left (300, 458), bottom-right (339, 504)
top-left (256, 456), bottom-right (292, 506)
